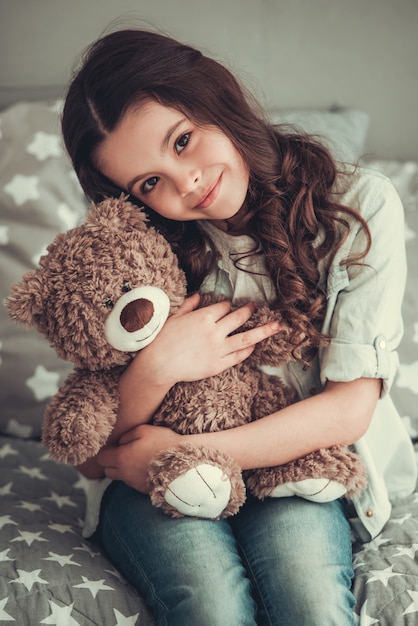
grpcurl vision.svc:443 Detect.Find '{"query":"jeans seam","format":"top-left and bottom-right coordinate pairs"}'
top-left (233, 536), bottom-right (274, 626)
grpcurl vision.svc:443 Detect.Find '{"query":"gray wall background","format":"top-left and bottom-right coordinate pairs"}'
top-left (1, 0), bottom-right (417, 159)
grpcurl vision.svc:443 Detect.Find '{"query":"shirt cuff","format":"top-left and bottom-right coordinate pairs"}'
top-left (320, 334), bottom-right (399, 397)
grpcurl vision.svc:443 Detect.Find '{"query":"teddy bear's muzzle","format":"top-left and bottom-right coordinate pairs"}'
top-left (104, 285), bottom-right (170, 352)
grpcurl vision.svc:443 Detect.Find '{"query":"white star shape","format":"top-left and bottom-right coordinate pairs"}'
top-left (394, 544), bottom-right (418, 559)
top-left (0, 224), bottom-right (9, 245)
top-left (43, 552), bottom-right (81, 567)
top-left (0, 598), bottom-right (15, 622)
top-left (366, 564), bottom-right (402, 587)
top-left (26, 365), bottom-right (60, 401)
top-left (11, 529), bottom-right (48, 546)
top-left (363, 534), bottom-right (391, 551)
top-left (19, 465), bottom-right (48, 480)
top-left (0, 443), bottom-right (18, 459)
top-left (48, 522), bottom-right (75, 534)
top-left (73, 575), bottom-right (114, 598)
top-left (11, 568), bottom-right (49, 591)
top-left (396, 361), bottom-right (418, 394)
top-left (0, 548), bottom-right (13, 562)
top-left (31, 243), bottom-right (48, 267)
top-left (113, 608), bottom-right (140, 626)
top-left (0, 483), bottom-right (13, 497)
top-left (16, 500), bottom-right (43, 512)
top-left (0, 515), bottom-right (17, 530)
top-left (404, 589), bottom-right (418, 615)
top-left (105, 567), bottom-right (128, 584)
top-left (26, 131), bottom-right (63, 160)
top-left (4, 174), bottom-right (40, 205)
top-left (57, 202), bottom-right (82, 229)
top-left (73, 474), bottom-right (92, 492)
top-left (5, 418), bottom-right (34, 439)
top-left (74, 544), bottom-right (100, 558)
top-left (49, 99), bottom-right (63, 114)
top-left (44, 491), bottom-right (77, 509)
top-left (40, 600), bottom-right (80, 625)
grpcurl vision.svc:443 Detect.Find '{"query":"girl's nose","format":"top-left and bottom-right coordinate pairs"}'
top-left (174, 167), bottom-right (201, 196)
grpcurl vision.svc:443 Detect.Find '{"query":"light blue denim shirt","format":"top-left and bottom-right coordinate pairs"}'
top-left (200, 166), bottom-right (417, 542)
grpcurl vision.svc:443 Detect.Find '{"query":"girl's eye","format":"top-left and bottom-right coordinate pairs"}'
top-left (141, 176), bottom-right (159, 194)
top-left (175, 132), bottom-right (190, 153)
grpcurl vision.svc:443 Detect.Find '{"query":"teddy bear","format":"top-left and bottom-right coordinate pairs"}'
top-left (6, 196), bottom-right (367, 520)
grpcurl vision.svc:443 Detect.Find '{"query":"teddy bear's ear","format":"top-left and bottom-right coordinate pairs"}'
top-left (86, 194), bottom-right (149, 233)
top-left (5, 270), bottom-right (47, 329)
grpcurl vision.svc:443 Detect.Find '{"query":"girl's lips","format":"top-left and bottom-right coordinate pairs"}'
top-left (195, 174), bottom-right (222, 210)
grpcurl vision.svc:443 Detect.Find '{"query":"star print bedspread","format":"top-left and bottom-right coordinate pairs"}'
top-left (0, 436), bottom-right (155, 625)
top-left (1, 100), bottom-right (418, 625)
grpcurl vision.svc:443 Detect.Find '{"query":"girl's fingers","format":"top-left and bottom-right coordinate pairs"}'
top-left (227, 320), bottom-right (280, 354)
top-left (215, 301), bottom-right (255, 334)
top-left (174, 293), bottom-right (201, 315)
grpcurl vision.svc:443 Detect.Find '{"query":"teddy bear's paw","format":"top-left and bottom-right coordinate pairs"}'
top-left (164, 463), bottom-right (232, 519)
top-left (269, 478), bottom-right (347, 503)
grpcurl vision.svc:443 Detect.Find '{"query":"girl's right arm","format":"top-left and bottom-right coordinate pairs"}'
top-left (76, 293), bottom-right (280, 478)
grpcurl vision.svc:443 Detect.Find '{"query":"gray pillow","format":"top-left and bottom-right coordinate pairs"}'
top-left (269, 107), bottom-right (370, 161)
top-left (0, 100), bottom-right (88, 438)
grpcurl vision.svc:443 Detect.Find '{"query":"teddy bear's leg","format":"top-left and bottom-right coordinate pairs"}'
top-left (267, 477), bottom-right (348, 502)
top-left (148, 443), bottom-right (247, 519)
top-left (246, 445), bottom-right (367, 503)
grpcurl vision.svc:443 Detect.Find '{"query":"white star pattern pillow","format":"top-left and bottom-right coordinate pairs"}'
top-left (0, 101), bottom-right (87, 438)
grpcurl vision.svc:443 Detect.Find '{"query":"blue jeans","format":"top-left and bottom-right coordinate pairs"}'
top-left (97, 482), bottom-right (356, 626)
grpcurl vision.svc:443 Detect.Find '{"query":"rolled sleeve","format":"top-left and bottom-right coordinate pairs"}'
top-left (319, 171), bottom-right (406, 396)
top-left (321, 334), bottom-right (400, 395)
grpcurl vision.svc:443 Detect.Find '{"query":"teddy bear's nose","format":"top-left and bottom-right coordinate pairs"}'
top-left (120, 298), bottom-right (154, 332)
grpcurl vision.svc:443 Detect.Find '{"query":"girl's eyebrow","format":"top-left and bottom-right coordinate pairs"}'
top-left (126, 117), bottom-right (187, 193)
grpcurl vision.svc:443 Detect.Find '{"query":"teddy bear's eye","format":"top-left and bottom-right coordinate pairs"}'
top-left (121, 281), bottom-right (132, 293)
top-left (104, 299), bottom-right (114, 309)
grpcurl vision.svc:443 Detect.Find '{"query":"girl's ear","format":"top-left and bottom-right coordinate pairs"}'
top-left (5, 270), bottom-right (47, 329)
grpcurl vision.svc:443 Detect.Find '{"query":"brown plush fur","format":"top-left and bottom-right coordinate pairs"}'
top-left (6, 196), bottom-right (366, 520)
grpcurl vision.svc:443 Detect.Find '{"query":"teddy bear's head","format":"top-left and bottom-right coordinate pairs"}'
top-left (6, 196), bottom-right (187, 370)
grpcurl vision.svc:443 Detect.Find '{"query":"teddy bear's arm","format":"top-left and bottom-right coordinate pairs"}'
top-left (42, 368), bottom-right (121, 466)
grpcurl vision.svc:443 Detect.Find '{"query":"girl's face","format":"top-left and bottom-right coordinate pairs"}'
top-left (95, 101), bottom-right (250, 226)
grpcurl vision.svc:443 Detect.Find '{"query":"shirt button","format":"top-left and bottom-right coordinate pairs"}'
top-left (379, 339), bottom-right (386, 350)
top-left (309, 387), bottom-right (317, 396)
top-left (365, 508), bottom-right (374, 518)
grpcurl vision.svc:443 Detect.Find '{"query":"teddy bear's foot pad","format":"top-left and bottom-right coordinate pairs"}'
top-left (269, 478), bottom-right (347, 503)
top-left (164, 464), bottom-right (232, 518)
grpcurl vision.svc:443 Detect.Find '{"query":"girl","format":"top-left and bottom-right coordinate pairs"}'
top-left (61, 29), bottom-right (416, 626)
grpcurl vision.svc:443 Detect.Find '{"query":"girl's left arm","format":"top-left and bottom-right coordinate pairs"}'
top-left (98, 376), bottom-right (380, 491)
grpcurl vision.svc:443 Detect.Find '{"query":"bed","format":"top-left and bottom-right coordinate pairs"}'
top-left (0, 98), bottom-right (417, 625)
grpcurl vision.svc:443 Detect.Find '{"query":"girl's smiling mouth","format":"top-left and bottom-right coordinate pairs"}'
top-left (194, 174), bottom-right (222, 210)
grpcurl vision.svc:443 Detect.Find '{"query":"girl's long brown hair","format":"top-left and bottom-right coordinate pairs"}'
top-left (62, 28), bottom-right (371, 361)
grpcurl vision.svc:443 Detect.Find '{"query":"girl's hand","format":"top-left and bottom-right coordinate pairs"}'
top-left (134, 293), bottom-right (280, 388)
top-left (97, 424), bottom-right (181, 493)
